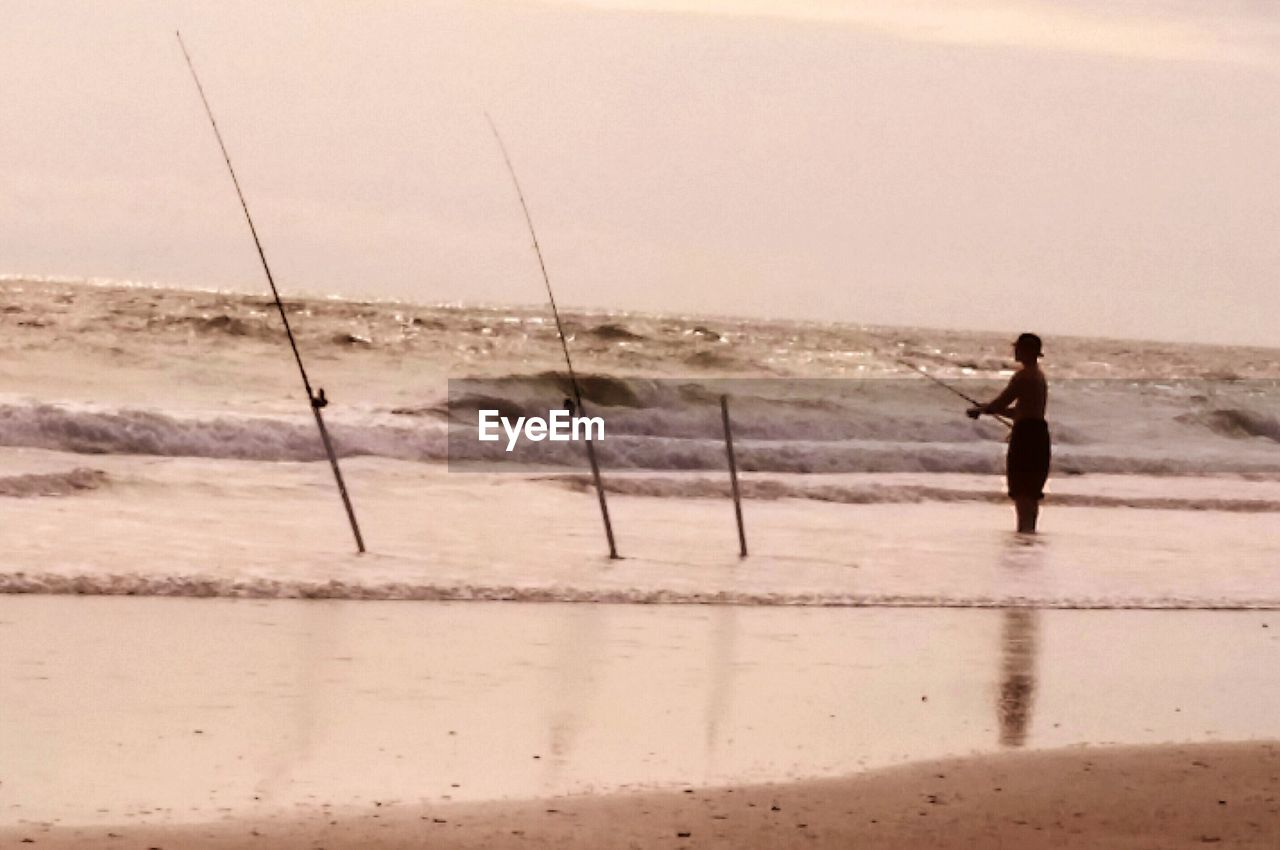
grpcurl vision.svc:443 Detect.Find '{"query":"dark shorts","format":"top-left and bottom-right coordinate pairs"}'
top-left (1007, 419), bottom-right (1051, 500)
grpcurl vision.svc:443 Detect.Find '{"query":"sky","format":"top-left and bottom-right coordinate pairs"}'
top-left (2, 0), bottom-right (1278, 346)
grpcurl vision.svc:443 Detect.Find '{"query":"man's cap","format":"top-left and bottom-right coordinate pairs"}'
top-left (1014, 332), bottom-right (1043, 357)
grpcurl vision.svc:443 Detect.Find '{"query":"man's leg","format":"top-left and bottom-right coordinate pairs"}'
top-left (1015, 498), bottom-right (1039, 533)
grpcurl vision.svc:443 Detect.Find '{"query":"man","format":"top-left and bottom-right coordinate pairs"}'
top-left (968, 333), bottom-right (1050, 533)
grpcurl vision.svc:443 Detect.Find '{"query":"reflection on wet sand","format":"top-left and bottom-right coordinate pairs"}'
top-left (998, 609), bottom-right (1039, 746)
top-left (5, 596), bottom-right (1276, 826)
top-left (703, 605), bottom-right (739, 773)
top-left (259, 601), bottom-right (344, 798)
top-left (547, 604), bottom-right (604, 785)
top-left (996, 536), bottom-right (1043, 746)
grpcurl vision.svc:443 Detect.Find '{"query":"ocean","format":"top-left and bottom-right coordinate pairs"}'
top-left (1, 276), bottom-right (1277, 609)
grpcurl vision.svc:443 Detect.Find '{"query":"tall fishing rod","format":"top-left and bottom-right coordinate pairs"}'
top-left (177, 32), bottom-right (366, 554)
top-left (896, 358), bottom-right (1013, 430)
top-left (485, 113), bottom-right (619, 560)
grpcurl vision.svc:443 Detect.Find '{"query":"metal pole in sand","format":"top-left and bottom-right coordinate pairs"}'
top-left (720, 395), bottom-right (748, 558)
top-left (177, 32), bottom-right (366, 554)
top-left (485, 113), bottom-right (619, 560)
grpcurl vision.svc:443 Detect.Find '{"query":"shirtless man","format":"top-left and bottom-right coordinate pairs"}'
top-left (968, 333), bottom-right (1050, 533)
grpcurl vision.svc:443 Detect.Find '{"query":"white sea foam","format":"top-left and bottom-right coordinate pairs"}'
top-left (549, 474), bottom-right (1280, 512)
top-left (4, 572), bottom-right (1278, 610)
top-left (0, 467), bottom-right (107, 497)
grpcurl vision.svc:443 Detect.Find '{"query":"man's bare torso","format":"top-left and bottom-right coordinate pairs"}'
top-left (1008, 366), bottom-right (1047, 421)
top-left (986, 366), bottom-right (1047, 421)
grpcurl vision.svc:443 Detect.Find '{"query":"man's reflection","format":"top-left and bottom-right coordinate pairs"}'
top-left (997, 607), bottom-right (1039, 747)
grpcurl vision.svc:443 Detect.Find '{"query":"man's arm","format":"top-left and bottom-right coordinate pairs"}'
top-left (968, 373), bottom-right (1022, 418)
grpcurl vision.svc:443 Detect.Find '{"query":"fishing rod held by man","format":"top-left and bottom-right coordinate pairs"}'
top-left (897, 358), bottom-right (1013, 429)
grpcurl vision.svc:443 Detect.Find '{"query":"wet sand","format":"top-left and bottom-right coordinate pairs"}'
top-left (2, 596), bottom-right (1278, 840)
top-left (5, 742), bottom-right (1278, 848)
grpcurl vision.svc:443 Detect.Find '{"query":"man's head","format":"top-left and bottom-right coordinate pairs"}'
top-left (1013, 332), bottom-right (1043, 365)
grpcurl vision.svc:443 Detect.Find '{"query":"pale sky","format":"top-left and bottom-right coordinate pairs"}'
top-left (2, 0), bottom-right (1278, 346)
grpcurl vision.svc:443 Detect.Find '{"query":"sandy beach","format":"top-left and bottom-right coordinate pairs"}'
top-left (5, 742), bottom-right (1277, 848)
top-left (6, 0), bottom-right (1280, 845)
top-left (3, 596), bottom-right (1278, 847)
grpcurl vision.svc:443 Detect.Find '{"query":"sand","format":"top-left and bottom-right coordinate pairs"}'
top-left (4, 742), bottom-right (1277, 848)
top-left (4, 597), bottom-right (1280, 824)
top-left (3, 597), bottom-right (1280, 847)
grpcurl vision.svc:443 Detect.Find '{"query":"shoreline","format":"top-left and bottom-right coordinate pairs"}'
top-left (6, 741), bottom-right (1277, 848)
top-left (7, 578), bottom-right (1280, 610)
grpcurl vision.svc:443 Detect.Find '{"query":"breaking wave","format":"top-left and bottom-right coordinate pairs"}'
top-left (1, 400), bottom-right (1277, 479)
top-left (0, 403), bottom-right (446, 462)
top-left (1178, 409), bottom-right (1280, 443)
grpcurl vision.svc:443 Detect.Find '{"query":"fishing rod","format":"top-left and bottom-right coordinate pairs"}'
top-left (896, 358), bottom-right (1013, 430)
top-left (177, 32), bottom-right (366, 554)
top-left (485, 113), bottom-right (619, 560)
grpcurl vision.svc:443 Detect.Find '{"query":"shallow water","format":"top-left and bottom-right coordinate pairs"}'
top-left (1, 449), bottom-right (1276, 609)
